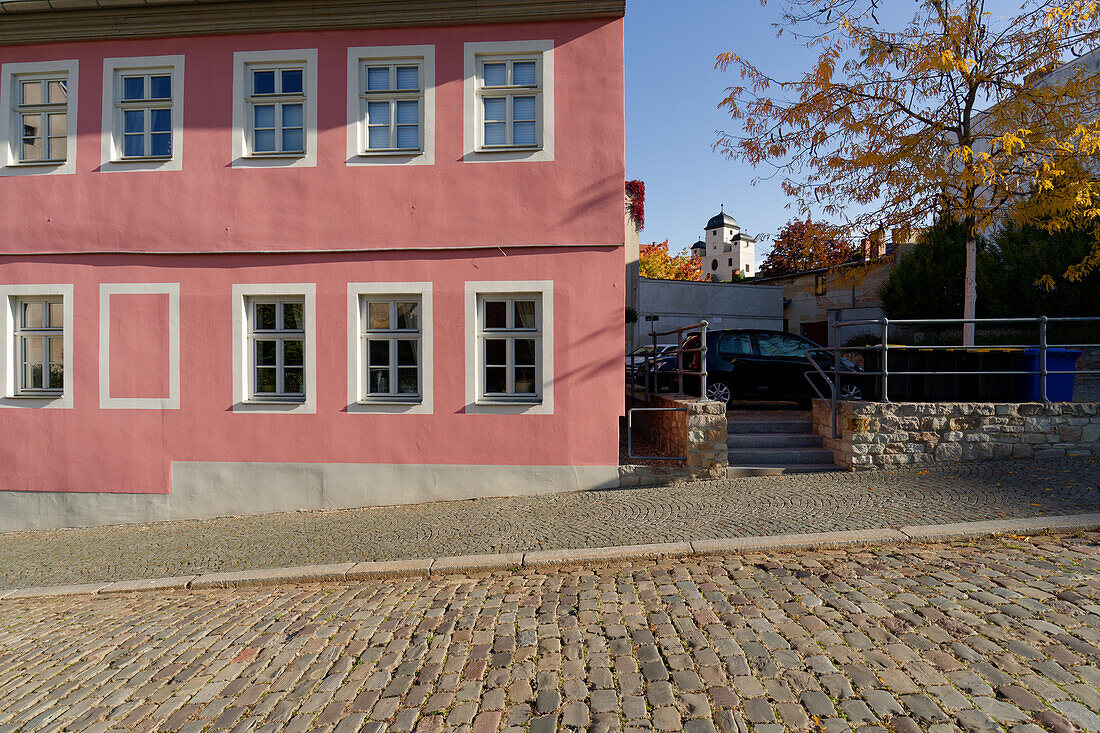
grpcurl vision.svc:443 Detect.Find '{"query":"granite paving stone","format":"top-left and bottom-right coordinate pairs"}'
top-left (0, 533), bottom-right (1099, 731)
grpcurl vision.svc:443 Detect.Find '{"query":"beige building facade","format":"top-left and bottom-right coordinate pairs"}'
top-left (751, 234), bottom-right (916, 346)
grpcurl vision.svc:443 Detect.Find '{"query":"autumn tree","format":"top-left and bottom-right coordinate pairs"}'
top-left (717, 0), bottom-right (1100, 344)
top-left (758, 217), bottom-right (855, 276)
top-left (638, 240), bottom-right (703, 281)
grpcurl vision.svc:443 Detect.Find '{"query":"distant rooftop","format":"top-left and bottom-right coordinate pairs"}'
top-left (706, 211), bottom-right (738, 230)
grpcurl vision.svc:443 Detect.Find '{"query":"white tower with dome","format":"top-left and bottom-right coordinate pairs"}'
top-left (690, 207), bottom-right (756, 281)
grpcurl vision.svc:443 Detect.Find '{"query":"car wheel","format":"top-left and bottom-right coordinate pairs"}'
top-left (839, 383), bottom-right (863, 401)
top-left (706, 379), bottom-right (733, 405)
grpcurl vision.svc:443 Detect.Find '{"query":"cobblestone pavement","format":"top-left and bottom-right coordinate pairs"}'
top-left (2, 458), bottom-right (1099, 591)
top-left (2, 533), bottom-right (1100, 732)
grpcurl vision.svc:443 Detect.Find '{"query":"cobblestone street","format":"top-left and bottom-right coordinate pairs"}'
top-left (1, 532), bottom-right (1099, 732)
top-left (2, 458), bottom-right (1099, 591)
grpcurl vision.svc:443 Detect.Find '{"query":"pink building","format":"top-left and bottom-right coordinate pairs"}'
top-left (0, 0), bottom-right (626, 530)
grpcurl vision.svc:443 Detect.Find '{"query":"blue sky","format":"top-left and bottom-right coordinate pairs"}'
top-left (624, 0), bottom-right (820, 265)
top-left (623, 0), bottom-right (1033, 266)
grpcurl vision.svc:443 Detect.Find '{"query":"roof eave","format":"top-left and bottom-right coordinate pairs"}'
top-left (0, 0), bottom-right (626, 45)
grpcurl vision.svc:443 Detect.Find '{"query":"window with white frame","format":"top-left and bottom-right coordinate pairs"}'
top-left (247, 65), bottom-right (305, 156)
top-left (2, 61), bottom-right (78, 175)
top-left (361, 296), bottom-right (421, 400)
top-left (247, 298), bottom-right (305, 400)
top-left (15, 76), bottom-right (68, 164)
top-left (360, 60), bottom-right (423, 153)
top-left (13, 297), bottom-right (64, 395)
top-left (477, 295), bottom-right (541, 400)
top-left (100, 56), bottom-right (182, 172)
top-left (115, 70), bottom-right (173, 159)
top-left (475, 55), bottom-right (541, 149)
top-left (232, 50), bottom-right (316, 169)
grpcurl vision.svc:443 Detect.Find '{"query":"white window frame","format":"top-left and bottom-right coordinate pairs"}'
top-left (464, 281), bottom-right (553, 415)
top-left (232, 50), bottom-right (318, 169)
top-left (347, 283), bottom-right (433, 414)
top-left (99, 283), bottom-right (181, 410)
top-left (463, 40), bottom-right (554, 163)
top-left (14, 296), bottom-right (64, 395)
top-left (346, 45), bottom-right (435, 166)
top-left (246, 64), bottom-right (306, 156)
top-left (0, 60), bottom-right (78, 177)
top-left (232, 284), bottom-right (316, 413)
top-left (100, 55), bottom-right (184, 173)
top-left (0, 284), bottom-right (73, 409)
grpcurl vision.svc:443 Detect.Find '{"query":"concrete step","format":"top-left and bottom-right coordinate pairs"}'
top-left (727, 419), bottom-right (813, 435)
top-left (727, 464), bottom-right (843, 477)
top-left (727, 447), bottom-right (836, 465)
top-left (727, 432), bottom-right (822, 449)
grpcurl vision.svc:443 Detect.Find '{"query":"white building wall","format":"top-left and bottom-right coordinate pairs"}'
top-left (631, 277), bottom-right (782, 350)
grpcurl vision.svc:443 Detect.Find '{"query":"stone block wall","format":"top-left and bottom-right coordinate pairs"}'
top-left (813, 400), bottom-right (1100, 470)
top-left (621, 395), bottom-right (727, 486)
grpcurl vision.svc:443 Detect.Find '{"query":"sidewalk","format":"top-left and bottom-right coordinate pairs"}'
top-left (2, 457), bottom-right (1098, 591)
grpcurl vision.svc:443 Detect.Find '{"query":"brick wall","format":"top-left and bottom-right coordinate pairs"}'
top-left (813, 400), bottom-right (1100, 470)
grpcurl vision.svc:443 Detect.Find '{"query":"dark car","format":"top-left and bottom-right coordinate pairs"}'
top-left (652, 329), bottom-right (869, 406)
top-left (625, 343), bottom-right (677, 382)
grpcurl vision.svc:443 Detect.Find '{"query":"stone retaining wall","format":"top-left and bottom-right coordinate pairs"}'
top-left (813, 399), bottom-right (1100, 470)
top-left (620, 395), bottom-right (727, 486)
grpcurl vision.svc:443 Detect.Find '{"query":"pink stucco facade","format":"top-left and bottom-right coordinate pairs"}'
top-left (0, 8), bottom-right (626, 528)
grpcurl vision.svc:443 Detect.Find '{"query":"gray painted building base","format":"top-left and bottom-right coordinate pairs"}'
top-left (0, 462), bottom-right (621, 532)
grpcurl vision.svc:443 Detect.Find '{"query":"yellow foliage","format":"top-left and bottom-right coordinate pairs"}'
top-left (638, 240), bottom-right (703, 281)
top-left (716, 0), bottom-right (1100, 315)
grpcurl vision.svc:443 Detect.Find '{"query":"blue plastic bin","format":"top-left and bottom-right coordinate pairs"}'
top-left (1019, 348), bottom-right (1082, 401)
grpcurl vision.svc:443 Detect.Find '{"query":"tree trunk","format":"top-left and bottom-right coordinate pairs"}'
top-left (962, 236), bottom-right (978, 346)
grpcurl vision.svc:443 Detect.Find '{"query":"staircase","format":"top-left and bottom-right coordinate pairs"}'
top-left (726, 412), bottom-right (840, 477)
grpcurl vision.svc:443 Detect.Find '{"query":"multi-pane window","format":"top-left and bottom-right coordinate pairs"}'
top-left (248, 298), bottom-right (305, 400)
top-left (14, 298), bottom-right (64, 394)
top-left (116, 71), bottom-right (172, 158)
top-left (361, 62), bottom-right (422, 153)
top-left (15, 77), bottom-right (67, 163)
top-left (477, 296), bottom-right (541, 399)
top-left (361, 297), bottom-right (421, 400)
top-left (477, 56), bottom-right (540, 149)
top-left (247, 66), bottom-right (305, 155)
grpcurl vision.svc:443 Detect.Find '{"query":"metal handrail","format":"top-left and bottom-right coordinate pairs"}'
top-left (806, 314), bottom-right (1100, 439)
top-left (628, 320), bottom-right (709, 405)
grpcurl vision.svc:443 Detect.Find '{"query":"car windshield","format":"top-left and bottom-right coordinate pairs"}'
top-left (630, 346), bottom-right (653, 356)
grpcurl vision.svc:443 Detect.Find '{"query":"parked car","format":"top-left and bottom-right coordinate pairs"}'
top-left (649, 329), bottom-right (869, 406)
top-left (625, 343), bottom-right (677, 381)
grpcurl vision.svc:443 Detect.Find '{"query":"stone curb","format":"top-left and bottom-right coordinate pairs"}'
top-left (524, 542), bottom-right (694, 567)
top-left (691, 529), bottom-right (906, 553)
top-left (2, 513), bottom-right (1098, 601)
top-left (898, 513), bottom-right (1100, 542)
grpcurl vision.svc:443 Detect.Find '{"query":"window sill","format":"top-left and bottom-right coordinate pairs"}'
top-left (10, 160), bottom-right (66, 167)
top-left (116, 156), bottom-right (173, 163)
top-left (246, 152), bottom-right (306, 160)
top-left (358, 398), bottom-right (422, 405)
top-left (476, 397), bottom-right (542, 406)
top-left (476, 146), bottom-right (542, 153)
top-left (244, 397), bottom-right (306, 405)
top-left (358, 149), bottom-right (424, 157)
top-left (6, 393), bottom-right (63, 400)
